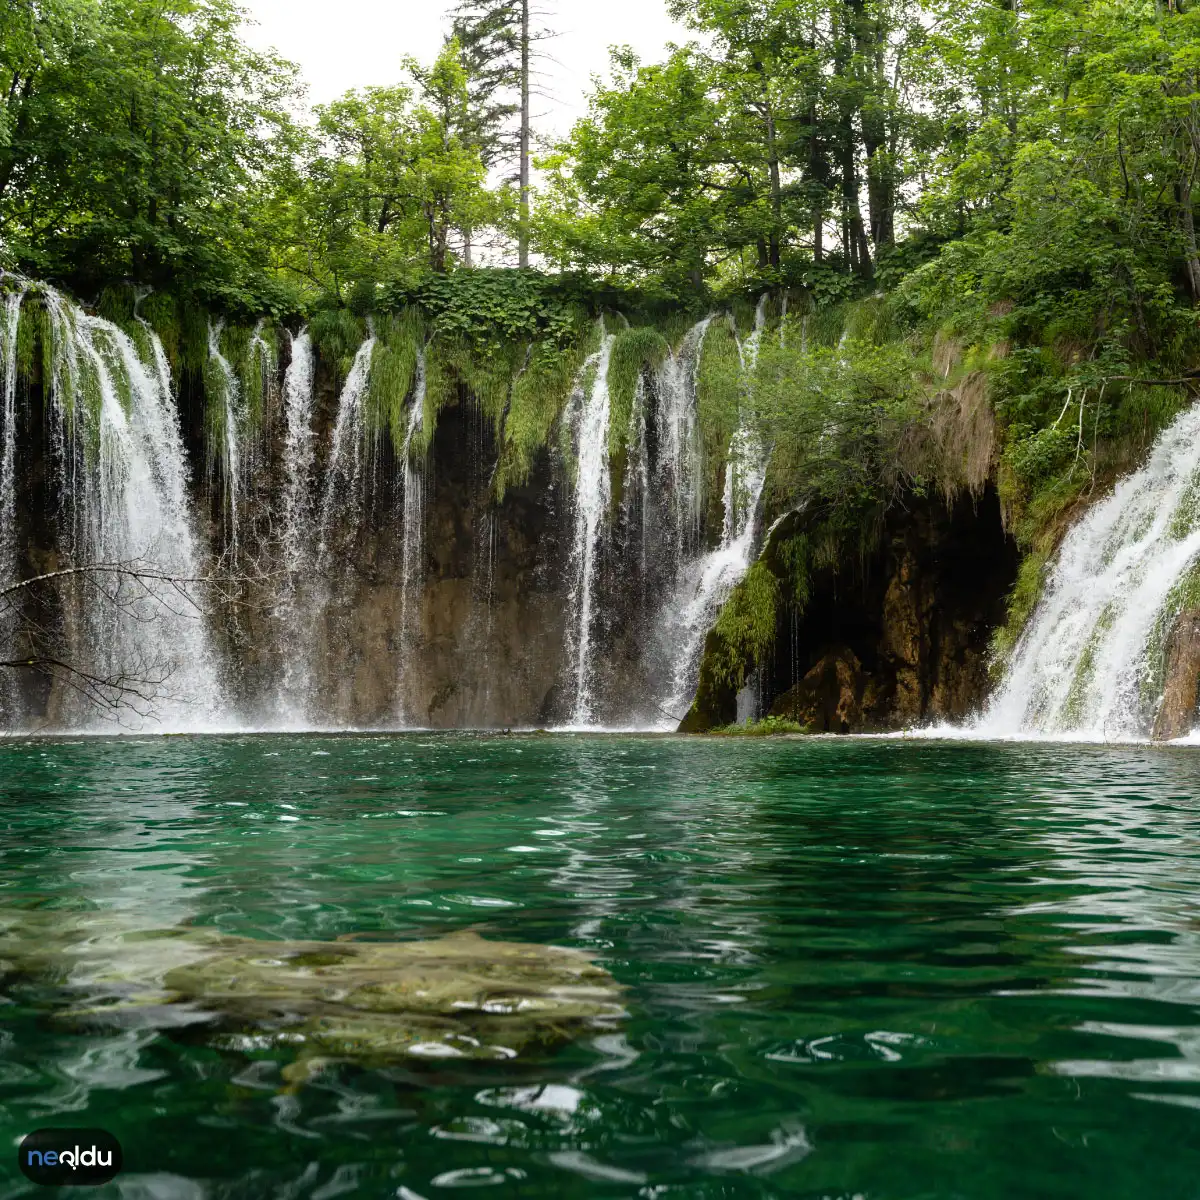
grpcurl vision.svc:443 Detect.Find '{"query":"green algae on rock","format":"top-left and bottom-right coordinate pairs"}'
top-left (163, 930), bottom-right (626, 1063)
top-left (0, 913), bottom-right (625, 1067)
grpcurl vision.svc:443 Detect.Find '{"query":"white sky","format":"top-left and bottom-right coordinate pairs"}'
top-left (239, 0), bottom-right (691, 138)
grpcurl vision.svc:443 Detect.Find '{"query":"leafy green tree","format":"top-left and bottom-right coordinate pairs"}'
top-left (0, 0), bottom-right (303, 310)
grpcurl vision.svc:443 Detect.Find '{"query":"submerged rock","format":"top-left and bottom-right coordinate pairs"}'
top-left (0, 913), bottom-right (624, 1066)
top-left (164, 930), bottom-right (625, 1062)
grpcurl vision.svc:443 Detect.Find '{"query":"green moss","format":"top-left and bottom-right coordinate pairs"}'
top-left (806, 302), bottom-right (849, 349)
top-left (696, 319), bottom-right (742, 508)
top-left (310, 308), bottom-right (367, 383)
top-left (709, 715), bottom-right (806, 736)
top-left (415, 338), bottom-right (465, 456)
top-left (458, 340), bottom-right (525, 433)
top-left (1139, 561), bottom-right (1200, 722)
top-left (991, 550), bottom-right (1049, 670)
top-left (606, 327), bottom-right (669, 459)
top-left (1058, 603), bottom-right (1115, 728)
top-left (842, 295), bottom-right (902, 346)
top-left (140, 294), bottom-right (181, 368)
top-left (775, 532), bottom-right (812, 612)
top-left (15, 296), bottom-right (50, 391)
top-left (96, 284), bottom-right (136, 327)
top-left (366, 309), bottom-right (424, 453)
top-left (494, 334), bottom-right (593, 499)
top-left (708, 561), bottom-right (782, 691)
top-left (93, 326), bottom-right (132, 415)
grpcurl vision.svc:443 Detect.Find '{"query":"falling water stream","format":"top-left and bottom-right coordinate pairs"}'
top-left (649, 300), bottom-right (770, 726)
top-left (5, 277), bottom-right (1199, 738)
top-left (564, 329), bottom-right (616, 725)
top-left (274, 328), bottom-right (316, 724)
top-left (981, 401), bottom-right (1200, 740)
top-left (396, 348), bottom-right (428, 721)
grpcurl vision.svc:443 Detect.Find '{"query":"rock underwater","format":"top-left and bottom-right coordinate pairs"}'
top-left (0, 912), bottom-right (625, 1076)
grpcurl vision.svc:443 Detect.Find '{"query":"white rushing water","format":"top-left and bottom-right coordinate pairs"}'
top-left (273, 328), bottom-right (316, 724)
top-left (564, 329), bottom-right (617, 724)
top-left (655, 317), bottom-right (712, 561)
top-left (979, 402), bottom-right (1200, 741)
top-left (396, 348), bottom-right (427, 720)
top-left (0, 286), bottom-right (26, 598)
top-left (647, 300), bottom-right (771, 728)
top-left (207, 320), bottom-right (243, 551)
top-left (317, 336), bottom-right (375, 563)
top-left (35, 288), bottom-right (226, 729)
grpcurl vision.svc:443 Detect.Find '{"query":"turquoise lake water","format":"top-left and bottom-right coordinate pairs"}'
top-left (1, 733), bottom-right (1199, 1197)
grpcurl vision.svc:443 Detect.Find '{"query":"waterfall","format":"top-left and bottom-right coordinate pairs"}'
top-left (980, 402), bottom-right (1200, 741)
top-left (0, 286), bottom-right (26, 714)
top-left (207, 320), bottom-right (243, 550)
top-left (279, 330), bottom-right (316, 577)
top-left (649, 298), bottom-right (770, 727)
top-left (34, 288), bottom-right (226, 729)
top-left (317, 336), bottom-right (375, 561)
top-left (273, 329), bottom-right (316, 724)
top-left (564, 329), bottom-right (616, 725)
top-left (655, 317), bottom-right (712, 562)
top-left (0, 287), bottom-right (25, 596)
top-left (396, 348), bottom-right (427, 720)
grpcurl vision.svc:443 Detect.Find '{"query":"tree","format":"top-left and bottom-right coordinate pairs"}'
top-left (450, 0), bottom-right (555, 267)
top-left (0, 0), bottom-right (304, 310)
top-left (276, 40), bottom-right (491, 298)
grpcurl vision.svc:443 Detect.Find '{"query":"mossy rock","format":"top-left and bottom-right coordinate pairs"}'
top-left (0, 913), bottom-right (624, 1068)
top-left (165, 930), bottom-right (624, 1064)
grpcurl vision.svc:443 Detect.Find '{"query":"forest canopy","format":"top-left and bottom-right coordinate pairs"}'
top-left (2, 0), bottom-right (1197, 321)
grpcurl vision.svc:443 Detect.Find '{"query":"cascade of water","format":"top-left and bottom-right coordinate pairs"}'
top-left (655, 317), bottom-right (712, 561)
top-left (317, 336), bottom-right (375, 562)
top-left (279, 330), bottom-right (315, 577)
top-left (649, 298), bottom-right (771, 727)
top-left (207, 320), bottom-right (243, 551)
top-left (35, 288), bottom-right (226, 729)
top-left (564, 329), bottom-right (617, 725)
top-left (273, 329), bottom-right (315, 724)
top-left (0, 287), bottom-right (26, 595)
top-left (0, 286), bottom-right (26, 715)
top-left (397, 348), bottom-right (427, 720)
top-left (980, 402), bottom-right (1200, 740)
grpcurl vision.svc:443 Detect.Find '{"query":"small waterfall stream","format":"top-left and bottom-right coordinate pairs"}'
top-left (317, 336), bottom-right (375, 561)
top-left (207, 320), bottom-right (244, 551)
top-left (0, 287), bottom-right (26, 597)
top-left (396, 348), bottom-right (427, 721)
top-left (648, 300), bottom-right (770, 727)
top-left (655, 317), bottom-right (712, 562)
top-left (980, 402), bottom-right (1200, 740)
top-left (564, 329), bottom-right (617, 724)
top-left (274, 328), bottom-right (316, 723)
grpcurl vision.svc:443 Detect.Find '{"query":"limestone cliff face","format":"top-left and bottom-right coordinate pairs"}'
top-left (1153, 609), bottom-right (1200, 741)
top-left (683, 488), bottom-right (1020, 732)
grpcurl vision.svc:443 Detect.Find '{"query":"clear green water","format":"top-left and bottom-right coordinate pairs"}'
top-left (2, 734), bottom-right (1200, 1198)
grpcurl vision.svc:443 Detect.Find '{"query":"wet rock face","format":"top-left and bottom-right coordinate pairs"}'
top-left (770, 648), bottom-right (864, 733)
top-left (687, 487), bottom-right (1019, 732)
top-left (1153, 609), bottom-right (1200, 740)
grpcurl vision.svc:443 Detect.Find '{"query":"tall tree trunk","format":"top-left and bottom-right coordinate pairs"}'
top-left (1179, 179), bottom-right (1200, 301)
top-left (808, 100), bottom-right (823, 263)
top-left (519, 0), bottom-right (530, 269)
top-left (840, 117), bottom-right (871, 277)
top-left (763, 86), bottom-right (782, 269)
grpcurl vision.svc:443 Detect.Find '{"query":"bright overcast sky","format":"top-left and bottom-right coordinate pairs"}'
top-left (239, 1), bottom-right (691, 138)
